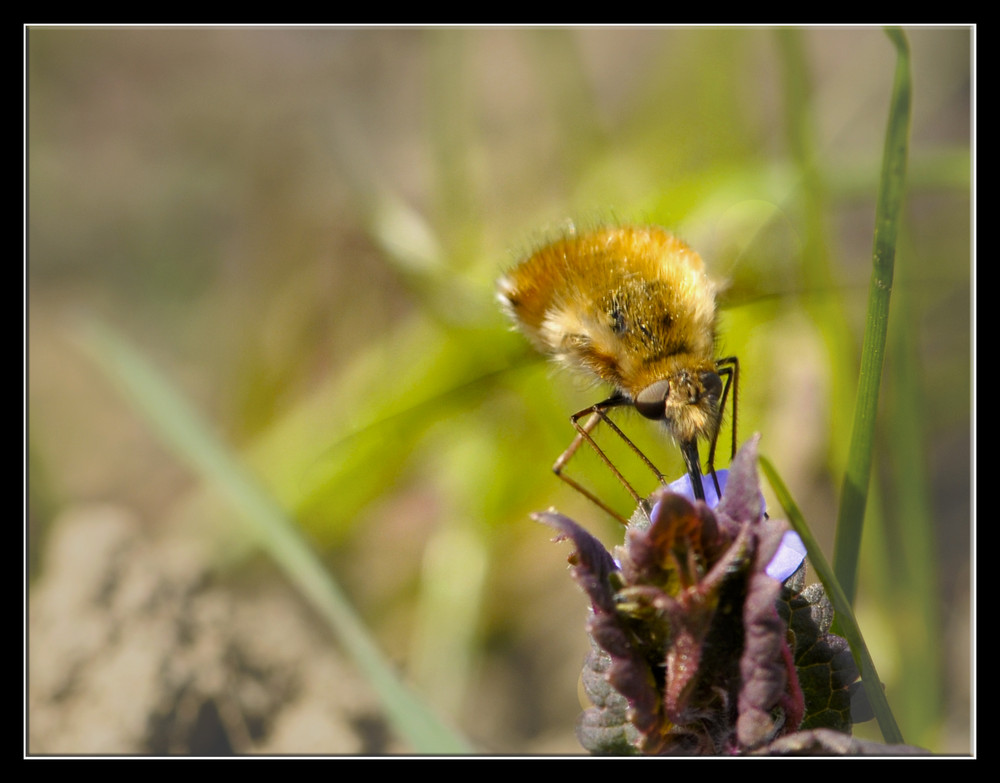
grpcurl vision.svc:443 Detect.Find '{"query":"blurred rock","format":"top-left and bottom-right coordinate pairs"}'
top-left (28, 504), bottom-right (400, 755)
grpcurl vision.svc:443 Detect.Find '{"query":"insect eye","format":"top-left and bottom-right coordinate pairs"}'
top-left (700, 371), bottom-right (723, 405)
top-left (635, 379), bottom-right (671, 420)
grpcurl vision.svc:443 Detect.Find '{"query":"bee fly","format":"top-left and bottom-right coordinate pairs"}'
top-left (498, 224), bottom-right (738, 524)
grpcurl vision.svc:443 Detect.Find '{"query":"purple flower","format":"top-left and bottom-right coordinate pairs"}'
top-left (657, 469), bottom-right (806, 584)
top-left (536, 437), bottom-right (846, 755)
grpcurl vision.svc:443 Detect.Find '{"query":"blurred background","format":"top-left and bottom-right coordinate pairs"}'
top-left (27, 26), bottom-right (971, 755)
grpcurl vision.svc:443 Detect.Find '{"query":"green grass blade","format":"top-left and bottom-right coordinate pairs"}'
top-left (760, 456), bottom-right (904, 745)
top-left (76, 317), bottom-right (475, 754)
top-left (832, 28), bottom-right (912, 605)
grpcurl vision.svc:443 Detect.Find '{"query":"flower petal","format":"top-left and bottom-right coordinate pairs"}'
top-left (766, 531), bottom-right (807, 583)
top-left (658, 469), bottom-right (727, 509)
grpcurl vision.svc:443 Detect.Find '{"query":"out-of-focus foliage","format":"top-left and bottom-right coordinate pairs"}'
top-left (27, 26), bottom-right (971, 753)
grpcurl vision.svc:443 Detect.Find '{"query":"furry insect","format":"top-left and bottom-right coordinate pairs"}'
top-left (498, 224), bottom-right (738, 524)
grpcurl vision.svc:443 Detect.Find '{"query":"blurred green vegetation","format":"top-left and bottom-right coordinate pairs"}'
top-left (27, 26), bottom-right (971, 753)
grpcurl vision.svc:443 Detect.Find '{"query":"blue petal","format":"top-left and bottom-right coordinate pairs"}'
top-left (665, 469), bottom-right (728, 508)
top-left (765, 531), bottom-right (807, 582)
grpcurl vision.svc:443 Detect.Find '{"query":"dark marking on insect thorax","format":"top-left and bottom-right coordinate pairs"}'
top-left (607, 293), bottom-right (629, 336)
top-left (600, 280), bottom-right (676, 352)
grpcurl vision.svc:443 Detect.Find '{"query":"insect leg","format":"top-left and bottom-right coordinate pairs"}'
top-left (553, 395), bottom-right (657, 525)
top-left (707, 356), bottom-right (739, 496)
